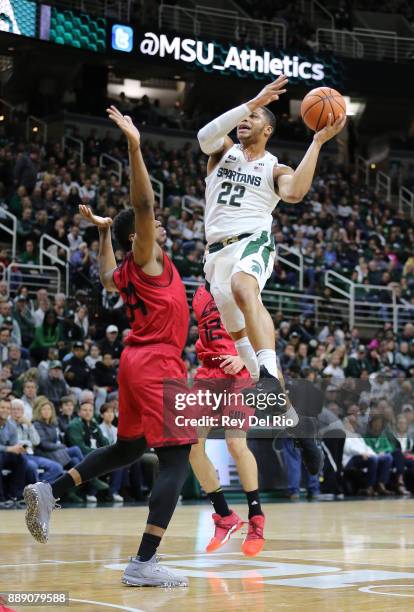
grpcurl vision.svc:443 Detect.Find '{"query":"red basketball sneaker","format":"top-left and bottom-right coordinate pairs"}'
top-left (206, 510), bottom-right (244, 553)
top-left (241, 514), bottom-right (265, 557)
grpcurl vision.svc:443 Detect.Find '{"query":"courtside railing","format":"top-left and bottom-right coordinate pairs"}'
top-left (150, 175), bottom-right (164, 208)
top-left (39, 234), bottom-right (70, 295)
top-left (99, 153), bottom-right (122, 183)
top-left (399, 186), bottom-right (414, 217)
top-left (275, 244), bottom-right (304, 291)
top-left (62, 135), bottom-right (84, 162)
top-left (5, 263), bottom-right (61, 297)
top-left (325, 269), bottom-right (399, 332)
top-left (0, 209), bottom-right (17, 261)
top-left (316, 27), bottom-right (414, 63)
top-left (159, 4), bottom-right (286, 47)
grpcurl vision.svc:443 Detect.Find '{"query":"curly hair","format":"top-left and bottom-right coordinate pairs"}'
top-left (113, 209), bottom-right (135, 252)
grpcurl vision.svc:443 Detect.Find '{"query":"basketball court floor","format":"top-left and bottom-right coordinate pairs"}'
top-left (1, 499), bottom-right (414, 611)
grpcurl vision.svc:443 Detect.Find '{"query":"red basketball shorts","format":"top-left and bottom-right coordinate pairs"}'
top-left (117, 343), bottom-right (197, 447)
top-left (193, 364), bottom-right (254, 431)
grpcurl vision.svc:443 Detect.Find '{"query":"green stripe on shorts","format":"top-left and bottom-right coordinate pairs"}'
top-left (240, 231), bottom-right (269, 259)
top-left (261, 234), bottom-right (275, 269)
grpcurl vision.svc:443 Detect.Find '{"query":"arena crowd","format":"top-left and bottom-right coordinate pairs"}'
top-left (0, 120), bottom-right (414, 508)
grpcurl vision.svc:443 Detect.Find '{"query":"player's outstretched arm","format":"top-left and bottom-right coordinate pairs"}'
top-left (107, 106), bottom-right (160, 268)
top-left (79, 205), bottom-right (117, 291)
top-left (275, 112), bottom-right (346, 203)
top-left (198, 75), bottom-right (287, 172)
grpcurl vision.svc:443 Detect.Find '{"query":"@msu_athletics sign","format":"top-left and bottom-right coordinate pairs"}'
top-left (130, 31), bottom-right (327, 83)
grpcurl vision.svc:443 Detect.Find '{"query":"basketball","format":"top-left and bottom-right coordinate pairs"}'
top-left (301, 87), bottom-right (346, 131)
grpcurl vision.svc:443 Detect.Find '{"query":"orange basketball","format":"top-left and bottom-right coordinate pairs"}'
top-left (301, 87), bottom-right (346, 131)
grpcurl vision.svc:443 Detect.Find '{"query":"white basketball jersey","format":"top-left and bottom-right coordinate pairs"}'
top-left (204, 144), bottom-right (282, 244)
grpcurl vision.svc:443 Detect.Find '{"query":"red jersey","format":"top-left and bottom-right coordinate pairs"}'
top-left (192, 285), bottom-right (237, 363)
top-left (113, 251), bottom-right (189, 351)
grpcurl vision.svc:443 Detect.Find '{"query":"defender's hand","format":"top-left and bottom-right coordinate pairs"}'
top-left (220, 355), bottom-right (245, 375)
top-left (248, 75), bottom-right (288, 110)
top-left (313, 113), bottom-right (346, 146)
top-left (106, 105), bottom-right (141, 150)
top-left (79, 205), bottom-right (112, 229)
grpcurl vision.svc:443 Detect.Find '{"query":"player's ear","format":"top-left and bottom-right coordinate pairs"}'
top-left (128, 232), bottom-right (135, 243)
top-left (264, 124), bottom-right (273, 139)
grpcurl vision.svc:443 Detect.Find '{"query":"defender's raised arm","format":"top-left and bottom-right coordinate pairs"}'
top-left (107, 106), bottom-right (161, 269)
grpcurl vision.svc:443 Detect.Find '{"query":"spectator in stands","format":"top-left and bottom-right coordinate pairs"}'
top-left (392, 413), bottom-right (414, 492)
top-left (57, 396), bottom-right (76, 440)
top-left (63, 341), bottom-right (92, 399)
top-left (0, 301), bottom-right (21, 344)
top-left (98, 403), bottom-right (124, 502)
top-left (30, 309), bottom-right (63, 361)
top-left (12, 295), bottom-right (35, 348)
top-left (93, 353), bottom-right (118, 411)
top-left (98, 325), bottom-right (123, 361)
top-left (9, 398), bottom-right (63, 484)
top-left (363, 415), bottom-right (395, 495)
top-left (38, 360), bottom-right (70, 406)
top-left (19, 239), bottom-right (38, 265)
top-left (343, 407), bottom-right (392, 496)
top-left (85, 344), bottom-right (101, 370)
top-left (0, 398), bottom-right (26, 508)
top-left (345, 345), bottom-right (369, 377)
top-left (0, 326), bottom-right (10, 364)
top-left (283, 438), bottom-right (320, 501)
top-left (66, 401), bottom-right (109, 502)
top-left (4, 345), bottom-right (30, 381)
top-left (32, 396), bottom-right (83, 469)
top-left (13, 150), bottom-right (39, 193)
top-left (20, 379), bottom-right (38, 421)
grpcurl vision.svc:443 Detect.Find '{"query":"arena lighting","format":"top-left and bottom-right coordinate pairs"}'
top-left (0, 115), bottom-right (4, 121)
top-left (32, 126), bottom-right (38, 132)
top-left (371, 163), bottom-right (376, 169)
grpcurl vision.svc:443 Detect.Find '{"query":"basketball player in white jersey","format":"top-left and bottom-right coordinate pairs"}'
top-left (197, 75), bottom-right (345, 439)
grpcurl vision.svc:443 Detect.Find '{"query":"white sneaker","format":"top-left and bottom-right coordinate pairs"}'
top-left (113, 494), bottom-right (124, 503)
top-left (86, 495), bottom-right (97, 503)
top-left (122, 554), bottom-right (188, 587)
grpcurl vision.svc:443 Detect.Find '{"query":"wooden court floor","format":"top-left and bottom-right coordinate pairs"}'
top-left (1, 498), bottom-right (414, 611)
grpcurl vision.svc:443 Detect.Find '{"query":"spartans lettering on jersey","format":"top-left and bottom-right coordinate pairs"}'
top-left (217, 167), bottom-right (262, 187)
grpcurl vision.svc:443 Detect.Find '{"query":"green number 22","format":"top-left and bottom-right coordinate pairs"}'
top-left (217, 182), bottom-right (246, 207)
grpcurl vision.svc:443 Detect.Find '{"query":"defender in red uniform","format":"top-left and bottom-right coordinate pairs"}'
top-left (190, 285), bottom-right (265, 557)
top-left (24, 107), bottom-right (194, 588)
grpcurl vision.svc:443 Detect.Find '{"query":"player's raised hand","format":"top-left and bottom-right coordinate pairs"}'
top-left (314, 112), bottom-right (347, 145)
top-left (79, 205), bottom-right (113, 229)
top-left (106, 105), bottom-right (141, 150)
top-left (219, 355), bottom-right (245, 375)
top-left (249, 75), bottom-right (288, 110)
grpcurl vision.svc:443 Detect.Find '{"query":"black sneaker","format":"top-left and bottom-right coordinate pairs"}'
top-left (243, 366), bottom-right (287, 416)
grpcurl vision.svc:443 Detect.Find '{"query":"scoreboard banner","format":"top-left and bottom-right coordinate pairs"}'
top-left (0, 0), bottom-right (36, 37)
top-left (111, 26), bottom-right (344, 87)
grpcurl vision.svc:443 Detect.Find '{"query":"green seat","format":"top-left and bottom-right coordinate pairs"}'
top-left (54, 24), bottom-right (65, 36)
top-left (63, 32), bottom-right (73, 45)
top-left (54, 36), bottom-right (65, 45)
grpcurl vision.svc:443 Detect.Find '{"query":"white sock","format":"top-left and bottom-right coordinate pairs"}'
top-left (256, 348), bottom-right (299, 426)
top-left (256, 349), bottom-right (279, 379)
top-left (235, 337), bottom-right (259, 381)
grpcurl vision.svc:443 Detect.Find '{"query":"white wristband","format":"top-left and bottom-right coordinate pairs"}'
top-left (197, 103), bottom-right (250, 155)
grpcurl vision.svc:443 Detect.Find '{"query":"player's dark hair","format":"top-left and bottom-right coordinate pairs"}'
top-left (261, 107), bottom-right (276, 137)
top-left (113, 208), bottom-right (134, 252)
